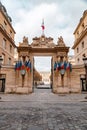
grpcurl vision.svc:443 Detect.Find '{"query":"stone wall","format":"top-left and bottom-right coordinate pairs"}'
top-left (53, 64), bottom-right (85, 94)
top-left (0, 64), bottom-right (85, 94)
top-left (70, 64), bottom-right (85, 93)
top-left (1, 66), bottom-right (16, 93)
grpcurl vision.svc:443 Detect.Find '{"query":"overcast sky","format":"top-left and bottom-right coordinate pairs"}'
top-left (1, 0), bottom-right (87, 72)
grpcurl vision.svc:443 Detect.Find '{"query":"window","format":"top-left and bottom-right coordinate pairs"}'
top-left (10, 45), bottom-right (12, 53)
top-left (82, 41), bottom-right (84, 49)
top-left (2, 53), bottom-right (5, 64)
top-left (77, 58), bottom-right (80, 63)
top-left (77, 47), bottom-right (79, 53)
top-left (77, 31), bottom-right (79, 35)
top-left (82, 23), bottom-right (84, 28)
top-left (8, 58), bottom-right (11, 65)
top-left (82, 53), bottom-right (85, 58)
top-left (3, 21), bottom-right (7, 29)
top-left (10, 30), bottom-right (12, 35)
top-left (2, 38), bottom-right (6, 49)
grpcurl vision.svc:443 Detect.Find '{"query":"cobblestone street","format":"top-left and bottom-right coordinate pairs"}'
top-left (0, 88), bottom-right (87, 130)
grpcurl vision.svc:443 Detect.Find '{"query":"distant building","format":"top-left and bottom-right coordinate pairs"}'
top-left (33, 68), bottom-right (42, 85)
top-left (0, 2), bottom-right (16, 65)
top-left (72, 10), bottom-right (87, 65)
top-left (68, 55), bottom-right (75, 65)
top-left (40, 71), bottom-right (51, 84)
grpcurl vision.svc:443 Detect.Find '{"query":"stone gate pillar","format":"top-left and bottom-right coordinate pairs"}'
top-left (15, 36), bottom-right (33, 94)
top-left (53, 36), bottom-right (71, 94)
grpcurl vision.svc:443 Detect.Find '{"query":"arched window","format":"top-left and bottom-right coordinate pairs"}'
top-left (82, 23), bottom-right (84, 28)
top-left (82, 41), bottom-right (84, 49)
top-left (77, 47), bottom-right (79, 53)
top-left (77, 58), bottom-right (80, 63)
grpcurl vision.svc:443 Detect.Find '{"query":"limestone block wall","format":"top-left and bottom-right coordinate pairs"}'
top-left (1, 66), bottom-right (33, 94)
top-left (15, 70), bottom-right (32, 94)
top-left (70, 65), bottom-right (85, 93)
top-left (0, 64), bottom-right (85, 94)
top-left (53, 63), bottom-right (85, 94)
top-left (1, 66), bottom-right (16, 93)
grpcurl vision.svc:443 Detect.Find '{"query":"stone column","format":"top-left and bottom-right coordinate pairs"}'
top-left (66, 70), bottom-right (71, 89)
top-left (27, 56), bottom-right (33, 93)
top-left (53, 55), bottom-right (59, 93)
top-left (22, 75), bottom-right (25, 87)
top-left (15, 70), bottom-right (19, 87)
top-left (61, 74), bottom-right (64, 87)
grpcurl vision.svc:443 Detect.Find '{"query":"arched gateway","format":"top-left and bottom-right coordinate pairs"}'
top-left (15, 35), bottom-right (72, 94)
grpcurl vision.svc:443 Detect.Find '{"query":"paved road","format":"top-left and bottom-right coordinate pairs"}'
top-left (35, 84), bottom-right (51, 89)
top-left (0, 88), bottom-right (87, 130)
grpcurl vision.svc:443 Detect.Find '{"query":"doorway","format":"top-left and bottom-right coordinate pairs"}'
top-left (33, 56), bottom-right (53, 90)
top-left (0, 78), bottom-right (5, 92)
top-left (80, 74), bottom-right (87, 91)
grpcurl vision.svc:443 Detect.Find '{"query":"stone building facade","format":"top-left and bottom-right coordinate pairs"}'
top-left (72, 10), bottom-right (87, 65)
top-left (0, 2), bottom-right (16, 92)
top-left (40, 71), bottom-right (51, 84)
top-left (72, 10), bottom-right (87, 92)
top-left (0, 2), bottom-right (16, 65)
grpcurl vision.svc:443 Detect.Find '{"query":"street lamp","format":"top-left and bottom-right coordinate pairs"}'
top-left (83, 57), bottom-right (87, 99)
top-left (0, 56), bottom-right (3, 72)
top-left (0, 56), bottom-right (3, 99)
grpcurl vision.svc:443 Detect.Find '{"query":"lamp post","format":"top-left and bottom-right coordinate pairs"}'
top-left (0, 56), bottom-right (3, 99)
top-left (83, 57), bottom-right (87, 99)
top-left (0, 56), bottom-right (3, 73)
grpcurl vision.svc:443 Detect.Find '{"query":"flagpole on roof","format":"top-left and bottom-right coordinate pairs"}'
top-left (41, 19), bottom-right (45, 36)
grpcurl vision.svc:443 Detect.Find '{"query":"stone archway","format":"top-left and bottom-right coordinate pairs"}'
top-left (15, 35), bottom-right (71, 94)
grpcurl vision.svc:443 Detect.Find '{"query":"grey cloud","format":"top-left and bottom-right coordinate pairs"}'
top-left (34, 57), bottom-right (51, 72)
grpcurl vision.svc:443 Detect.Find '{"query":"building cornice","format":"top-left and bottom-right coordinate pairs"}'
top-left (17, 36), bottom-right (70, 57)
top-left (73, 10), bottom-right (87, 34)
top-left (72, 64), bottom-right (84, 69)
top-left (0, 9), bottom-right (15, 33)
top-left (72, 27), bottom-right (87, 49)
top-left (17, 45), bottom-right (69, 54)
top-left (0, 24), bottom-right (16, 47)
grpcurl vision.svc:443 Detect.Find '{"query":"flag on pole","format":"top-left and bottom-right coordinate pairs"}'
top-left (56, 62), bottom-right (60, 71)
top-left (61, 62), bottom-right (64, 69)
top-left (66, 62), bottom-right (70, 70)
top-left (66, 62), bottom-right (72, 72)
top-left (54, 62), bottom-right (57, 71)
top-left (27, 61), bottom-right (31, 71)
top-left (21, 63), bottom-right (25, 70)
top-left (15, 61), bottom-right (22, 71)
top-left (25, 60), bottom-right (31, 72)
top-left (41, 19), bottom-right (45, 30)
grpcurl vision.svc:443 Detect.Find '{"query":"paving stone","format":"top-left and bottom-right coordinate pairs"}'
top-left (0, 89), bottom-right (87, 130)
top-left (28, 126), bottom-right (43, 130)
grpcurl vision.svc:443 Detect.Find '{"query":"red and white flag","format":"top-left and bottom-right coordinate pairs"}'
top-left (41, 19), bottom-right (45, 30)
